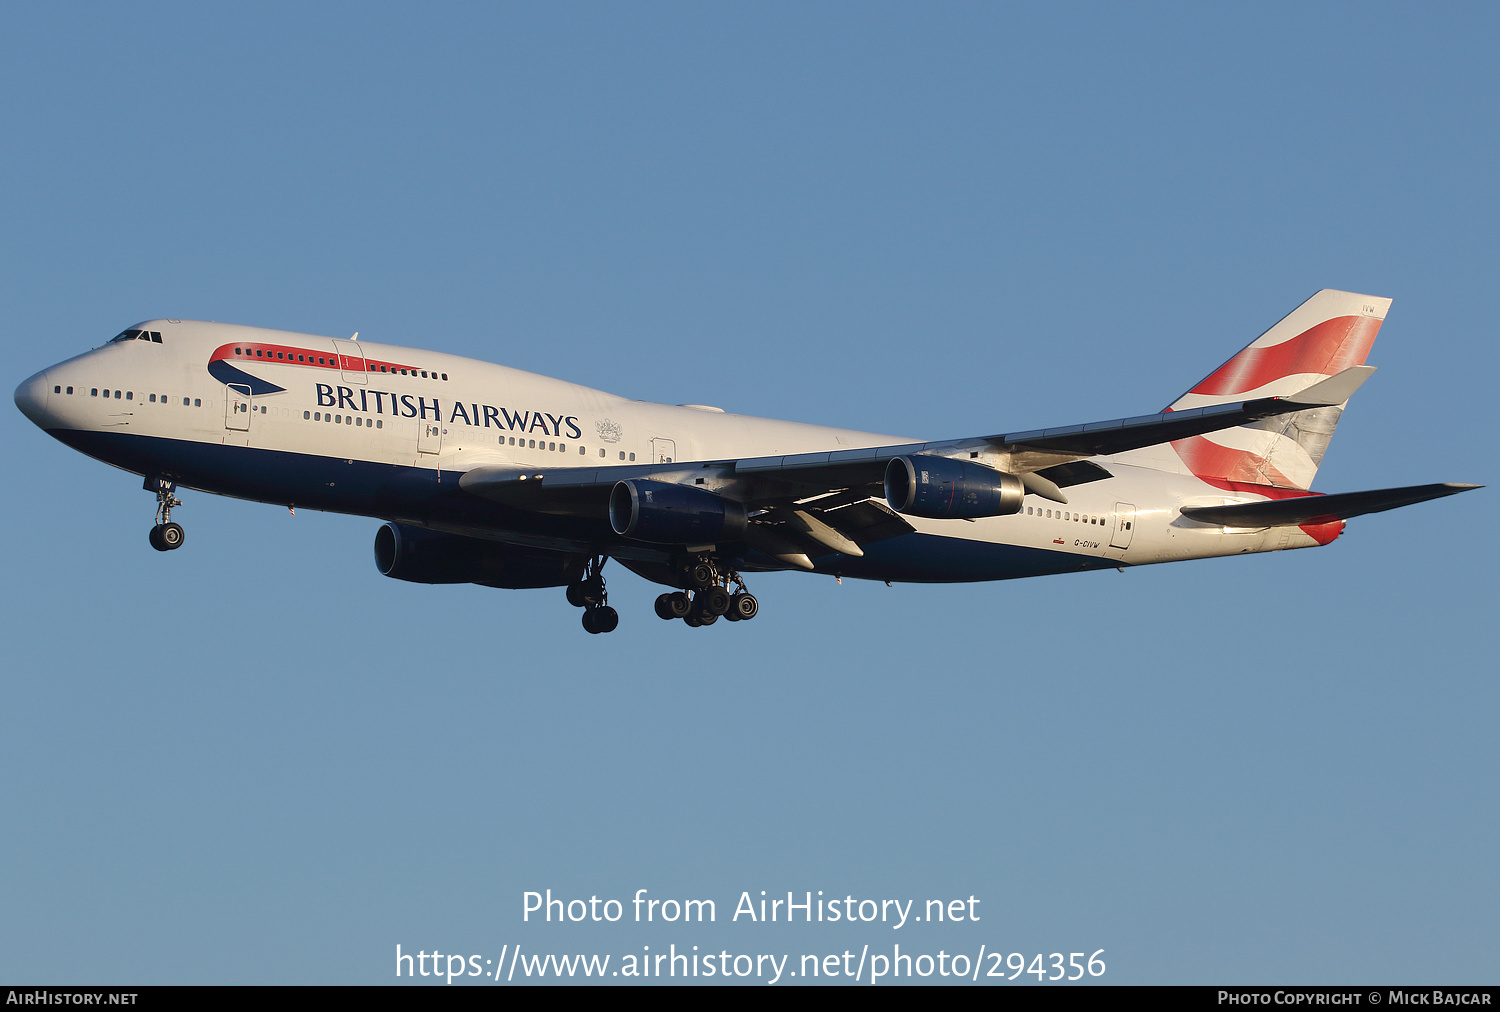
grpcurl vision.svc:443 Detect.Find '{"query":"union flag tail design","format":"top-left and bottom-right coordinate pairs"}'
top-left (1165, 289), bottom-right (1390, 489)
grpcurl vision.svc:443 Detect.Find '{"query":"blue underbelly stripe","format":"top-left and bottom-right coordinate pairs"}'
top-left (48, 427), bottom-right (1121, 583)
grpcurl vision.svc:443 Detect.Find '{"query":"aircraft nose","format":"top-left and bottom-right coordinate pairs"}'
top-left (14, 370), bottom-right (51, 427)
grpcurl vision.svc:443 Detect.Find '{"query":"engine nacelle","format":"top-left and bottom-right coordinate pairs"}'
top-left (373, 523), bottom-right (585, 589)
top-left (609, 479), bottom-right (749, 544)
top-left (884, 454), bottom-right (1025, 519)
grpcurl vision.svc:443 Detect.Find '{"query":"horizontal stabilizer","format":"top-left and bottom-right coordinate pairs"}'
top-left (1278, 364), bottom-right (1376, 405)
top-left (1180, 483), bottom-right (1480, 528)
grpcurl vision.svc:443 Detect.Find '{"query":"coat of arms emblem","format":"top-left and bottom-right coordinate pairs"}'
top-left (596, 418), bottom-right (623, 444)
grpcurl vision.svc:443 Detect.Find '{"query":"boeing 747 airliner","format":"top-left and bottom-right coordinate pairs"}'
top-left (14, 290), bottom-right (1478, 632)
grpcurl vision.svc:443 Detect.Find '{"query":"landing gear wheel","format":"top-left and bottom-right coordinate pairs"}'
top-left (568, 576), bottom-right (603, 608)
top-left (572, 557), bottom-right (615, 632)
top-left (582, 606), bottom-right (617, 634)
top-left (670, 558), bottom-right (758, 627)
top-left (147, 479), bottom-right (186, 552)
top-left (729, 592), bottom-right (758, 621)
top-left (700, 586), bottom-right (731, 616)
top-left (655, 593), bottom-right (692, 620)
top-left (159, 522), bottom-right (185, 550)
top-left (689, 562), bottom-right (715, 590)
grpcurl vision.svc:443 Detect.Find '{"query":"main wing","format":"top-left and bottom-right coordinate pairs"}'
top-left (458, 367), bottom-right (1378, 567)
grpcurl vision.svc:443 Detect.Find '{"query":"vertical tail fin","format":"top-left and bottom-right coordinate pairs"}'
top-left (1165, 290), bottom-right (1390, 489)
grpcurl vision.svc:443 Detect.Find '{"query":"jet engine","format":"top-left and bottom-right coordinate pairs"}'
top-left (373, 523), bottom-right (585, 588)
top-left (609, 479), bottom-right (749, 544)
top-left (884, 454), bottom-right (1025, 520)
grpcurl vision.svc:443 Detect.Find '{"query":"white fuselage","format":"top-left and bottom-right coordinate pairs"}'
top-left (15, 319), bottom-right (1336, 584)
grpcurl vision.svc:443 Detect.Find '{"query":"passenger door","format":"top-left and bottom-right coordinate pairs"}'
top-left (332, 339), bottom-right (367, 385)
top-left (650, 437), bottom-right (676, 464)
top-left (418, 419), bottom-right (442, 455)
top-left (1110, 502), bottom-right (1136, 550)
top-left (225, 384), bottom-right (251, 431)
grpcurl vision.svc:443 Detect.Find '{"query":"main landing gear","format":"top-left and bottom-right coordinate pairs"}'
top-left (146, 477), bottom-right (185, 552)
top-left (654, 556), bottom-right (758, 628)
top-left (567, 556), bottom-right (619, 634)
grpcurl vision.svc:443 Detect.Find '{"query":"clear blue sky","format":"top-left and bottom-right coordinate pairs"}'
top-left (2, 2), bottom-right (1494, 985)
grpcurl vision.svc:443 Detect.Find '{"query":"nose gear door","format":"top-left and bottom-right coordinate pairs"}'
top-left (225, 383), bottom-right (251, 431)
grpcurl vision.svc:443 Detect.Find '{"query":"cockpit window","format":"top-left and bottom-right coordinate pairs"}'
top-left (108, 329), bottom-right (163, 344)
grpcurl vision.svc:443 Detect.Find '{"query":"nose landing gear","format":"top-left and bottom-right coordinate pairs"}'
top-left (146, 477), bottom-right (185, 552)
top-left (567, 556), bottom-right (619, 634)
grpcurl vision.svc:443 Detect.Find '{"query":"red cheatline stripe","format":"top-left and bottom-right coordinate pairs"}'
top-left (208, 343), bottom-right (423, 375)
